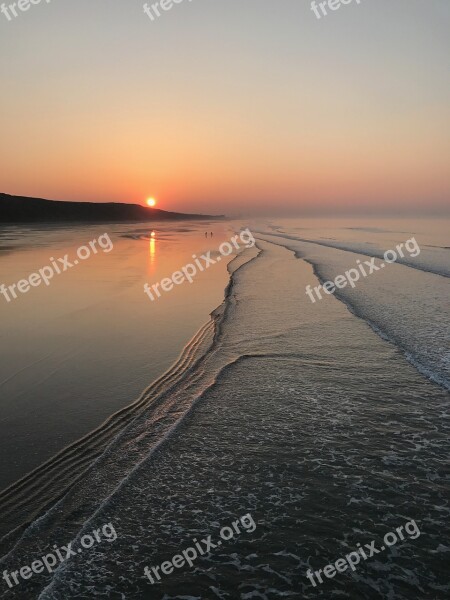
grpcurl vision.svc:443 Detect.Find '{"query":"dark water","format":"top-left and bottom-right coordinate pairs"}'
top-left (0, 219), bottom-right (448, 599)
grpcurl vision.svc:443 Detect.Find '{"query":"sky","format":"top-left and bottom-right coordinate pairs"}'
top-left (0, 0), bottom-right (449, 216)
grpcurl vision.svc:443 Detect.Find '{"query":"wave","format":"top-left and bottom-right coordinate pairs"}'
top-left (255, 230), bottom-right (450, 279)
top-left (1, 237), bottom-right (448, 599)
top-left (257, 234), bottom-right (449, 392)
top-left (0, 248), bottom-right (259, 563)
top-left (0, 320), bottom-right (214, 551)
top-left (306, 255), bottom-right (450, 391)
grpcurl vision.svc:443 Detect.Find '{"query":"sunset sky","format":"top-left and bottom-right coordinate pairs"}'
top-left (1, 0), bottom-right (449, 216)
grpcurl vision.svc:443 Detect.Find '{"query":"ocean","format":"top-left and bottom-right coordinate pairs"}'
top-left (0, 217), bottom-right (448, 599)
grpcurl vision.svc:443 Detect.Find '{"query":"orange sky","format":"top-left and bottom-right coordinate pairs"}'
top-left (0, 0), bottom-right (449, 216)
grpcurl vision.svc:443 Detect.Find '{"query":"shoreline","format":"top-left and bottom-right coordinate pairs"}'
top-left (0, 246), bottom-right (256, 553)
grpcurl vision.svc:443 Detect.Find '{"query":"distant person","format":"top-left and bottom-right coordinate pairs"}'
top-left (210, 232), bottom-right (213, 238)
top-left (205, 232), bottom-right (208, 238)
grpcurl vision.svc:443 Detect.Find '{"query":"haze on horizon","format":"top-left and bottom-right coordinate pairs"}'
top-left (1, 0), bottom-right (449, 217)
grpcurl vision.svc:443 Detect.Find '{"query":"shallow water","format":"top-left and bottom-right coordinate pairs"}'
top-left (0, 220), bottom-right (234, 492)
top-left (0, 218), bottom-right (448, 599)
top-left (258, 220), bottom-right (450, 390)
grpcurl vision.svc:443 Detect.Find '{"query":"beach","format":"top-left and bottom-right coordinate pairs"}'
top-left (0, 218), bottom-right (448, 598)
top-left (1, 1), bottom-right (448, 596)
top-left (0, 221), bottom-right (233, 501)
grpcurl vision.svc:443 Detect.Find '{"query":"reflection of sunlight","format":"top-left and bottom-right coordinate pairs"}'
top-left (148, 231), bottom-right (156, 271)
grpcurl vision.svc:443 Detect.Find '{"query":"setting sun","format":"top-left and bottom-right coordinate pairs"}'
top-left (147, 198), bottom-right (156, 207)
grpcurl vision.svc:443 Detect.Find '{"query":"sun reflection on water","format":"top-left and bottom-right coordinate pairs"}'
top-left (149, 231), bottom-right (156, 270)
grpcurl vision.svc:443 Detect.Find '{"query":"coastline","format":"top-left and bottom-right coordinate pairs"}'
top-left (0, 245), bottom-right (257, 554)
top-left (0, 194), bottom-right (225, 224)
top-left (1, 233), bottom-right (448, 599)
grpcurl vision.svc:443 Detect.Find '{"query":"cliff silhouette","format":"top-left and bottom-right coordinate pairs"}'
top-left (0, 194), bottom-right (224, 223)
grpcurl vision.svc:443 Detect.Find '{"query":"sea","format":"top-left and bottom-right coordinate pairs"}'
top-left (0, 217), bottom-right (448, 599)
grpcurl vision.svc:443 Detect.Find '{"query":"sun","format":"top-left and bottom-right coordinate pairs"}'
top-left (147, 198), bottom-right (156, 207)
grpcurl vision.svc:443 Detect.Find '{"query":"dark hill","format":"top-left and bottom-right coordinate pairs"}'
top-left (0, 194), bottom-right (224, 223)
